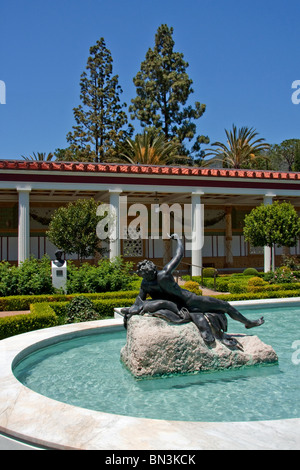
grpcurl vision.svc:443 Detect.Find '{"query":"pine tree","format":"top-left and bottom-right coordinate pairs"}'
top-left (67, 38), bottom-right (132, 162)
top-left (129, 24), bottom-right (209, 160)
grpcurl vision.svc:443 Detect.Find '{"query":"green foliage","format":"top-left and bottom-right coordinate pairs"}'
top-left (46, 198), bottom-right (107, 261)
top-left (129, 24), bottom-right (208, 160)
top-left (267, 139), bottom-right (300, 172)
top-left (243, 268), bottom-right (259, 276)
top-left (21, 152), bottom-right (54, 161)
top-left (263, 267), bottom-right (299, 284)
top-left (247, 276), bottom-right (268, 292)
top-left (118, 130), bottom-right (190, 165)
top-left (281, 255), bottom-right (300, 270)
top-left (0, 290), bottom-right (140, 312)
top-left (183, 281), bottom-right (202, 295)
top-left (66, 37), bottom-right (132, 162)
top-left (202, 267), bottom-right (218, 278)
top-left (0, 256), bottom-right (54, 297)
top-left (65, 296), bottom-right (100, 323)
top-left (248, 276), bottom-right (267, 287)
top-left (244, 201), bottom-right (300, 249)
top-left (50, 297), bottom-right (136, 320)
top-left (205, 125), bottom-right (270, 169)
top-left (0, 303), bottom-right (59, 340)
top-left (212, 290), bottom-right (300, 302)
top-left (227, 279), bottom-right (249, 294)
top-left (66, 257), bottom-right (133, 293)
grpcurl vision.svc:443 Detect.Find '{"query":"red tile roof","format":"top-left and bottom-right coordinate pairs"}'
top-left (0, 160), bottom-right (299, 180)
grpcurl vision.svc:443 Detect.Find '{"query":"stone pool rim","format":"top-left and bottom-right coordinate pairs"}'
top-left (0, 298), bottom-right (300, 450)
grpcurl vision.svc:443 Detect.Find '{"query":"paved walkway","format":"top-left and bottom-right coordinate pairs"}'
top-left (0, 310), bottom-right (30, 318)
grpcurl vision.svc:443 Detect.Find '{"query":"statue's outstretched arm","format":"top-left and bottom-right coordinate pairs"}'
top-left (163, 234), bottom-right (184, 274)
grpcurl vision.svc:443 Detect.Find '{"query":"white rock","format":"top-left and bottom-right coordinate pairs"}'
top-left (120, 315), bottom-right (278, 378)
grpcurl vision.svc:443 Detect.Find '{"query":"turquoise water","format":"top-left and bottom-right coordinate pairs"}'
top-left (13, 305), bottom-right (300, 422)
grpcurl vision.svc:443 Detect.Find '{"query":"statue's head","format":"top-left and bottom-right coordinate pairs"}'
top-left (136, 260), bottom-right (157, 281)
top-left (55, 250), bottom-right (63, 262)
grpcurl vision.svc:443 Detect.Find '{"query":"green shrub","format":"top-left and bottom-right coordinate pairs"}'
top-left (0, 303), bottom-right (59, 340)
top-left (264, 268), bottom-right (299, 284)
top-left (0, 256), bottom-right (54, 297)
top-left (0, 261), bottom-right (19, 296)
top-left (215, 278), bottom-right (231, 292)
top-left (65, 296), bottom-right (100, 323)
top-left (50, 297), bottom-right (137, 320)
top-left (212, 289), bottom-right (300, 302)
top-left (66, 258), bottom-right (133, 293)
top-left (246, 276), bottom-right (268, 293)
top-left (243, 268), bottom-right (259, 276)
top-left (248, 276), bottom-right (267, 286)
top-left (202, 268), bottom-right (217, 278)
top-left (0, 290), bottom-right (140, 311)
top-left (228, 281), bottom-right (248, 294)
top-left (183, 281), bottom-right (202, 295)
top-left (248, 282), bottom-right (300, 293)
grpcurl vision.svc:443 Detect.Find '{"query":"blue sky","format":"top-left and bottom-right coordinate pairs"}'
top-left (0, 0), bottom-right (299, 159)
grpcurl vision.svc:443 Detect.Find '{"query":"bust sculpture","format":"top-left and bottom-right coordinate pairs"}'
top-left (53, 249), bottom-right (65, 267)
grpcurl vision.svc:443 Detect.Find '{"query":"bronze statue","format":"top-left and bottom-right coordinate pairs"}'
top-left (121, 234), bottom-right (264, 347)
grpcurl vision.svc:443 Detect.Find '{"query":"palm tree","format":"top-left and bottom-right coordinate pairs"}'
top-left (204, 125), bottom-right (270, 169)
top-left (21, 152), bottom-right (55, 161)
top-left (109, 130), bottom-right (192, 166)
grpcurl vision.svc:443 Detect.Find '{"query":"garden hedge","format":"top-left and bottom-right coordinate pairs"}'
top-left (0, 303), bottom-right (59, 340)
top-left (212, 289), bottom-right (300, 302)
top-left (1, 283), bottom-right (300, 340)
top-left (0, 296), bottom-right (138, 340)
top-left (0, 290), bottom-right (140, 311)
top-left (49, 297), bottom-right (137, 320)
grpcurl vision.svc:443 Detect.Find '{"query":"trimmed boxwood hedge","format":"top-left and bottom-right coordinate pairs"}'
top-left (0, 290), bottom-right (140, 311)
top-left (1, 287), bottom-right (300, 340)
top-left (212, 289), bottom-right (300, 302)
top-left (49, 297), bottom-right (136, 320)
top-left (0, 296), bottom-right (137, 340)
top-left (0, 303), bottom-right (59, 340)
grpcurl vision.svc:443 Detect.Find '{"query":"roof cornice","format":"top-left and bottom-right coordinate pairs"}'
top-left (0, 160), bottom-right (299, 181)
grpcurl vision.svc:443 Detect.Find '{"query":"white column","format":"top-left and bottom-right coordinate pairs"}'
top-left (17, 187), bottom-right (31, 265)
top-left (263, 193), bottom-right (276, 272)
top-left (191, 192), bottom-right (204, 277)
top-left (225, 206), bottom-right (233, 267)
top-left (109, 190), bottom-right (121, 260)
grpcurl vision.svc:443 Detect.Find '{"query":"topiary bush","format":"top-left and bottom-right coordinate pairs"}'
top-left (243, 268), bottom-right (259, 276)
top-left (247, 276), bottom-right (269, 293)
top-left (183, 281), bottom-right (202, 295)
top-left (202, 268), bottom-right (218, 278)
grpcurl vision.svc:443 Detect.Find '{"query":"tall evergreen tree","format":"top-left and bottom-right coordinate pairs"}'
top-left (267, 139), bottom-right (300, 172)
top-left (129, 24), bottom-right (209, 160)
top-left (67, 38), bottom-right (132, 162)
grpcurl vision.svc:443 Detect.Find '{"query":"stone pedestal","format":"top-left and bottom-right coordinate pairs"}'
top-left (120, 316), bottom-right (278, 378)
top-left (51, 260), bottom-right (67, 293)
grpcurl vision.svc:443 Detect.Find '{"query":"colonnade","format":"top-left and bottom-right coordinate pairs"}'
top-left (16, 186), bottom-right (276, 273)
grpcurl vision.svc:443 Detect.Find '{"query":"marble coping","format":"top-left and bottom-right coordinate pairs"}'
top-left (0, 298), bottom-right (300, 450)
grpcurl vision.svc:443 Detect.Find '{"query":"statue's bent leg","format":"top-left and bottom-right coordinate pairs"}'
top-left (188, 311), bottom-right (215, 344)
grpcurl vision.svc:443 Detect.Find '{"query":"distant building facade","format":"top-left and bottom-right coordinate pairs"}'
top-left (1, 160), bottom-right (300, 273)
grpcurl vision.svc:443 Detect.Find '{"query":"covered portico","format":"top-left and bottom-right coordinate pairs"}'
top-left (0, 160), bottom-right (300, 273)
